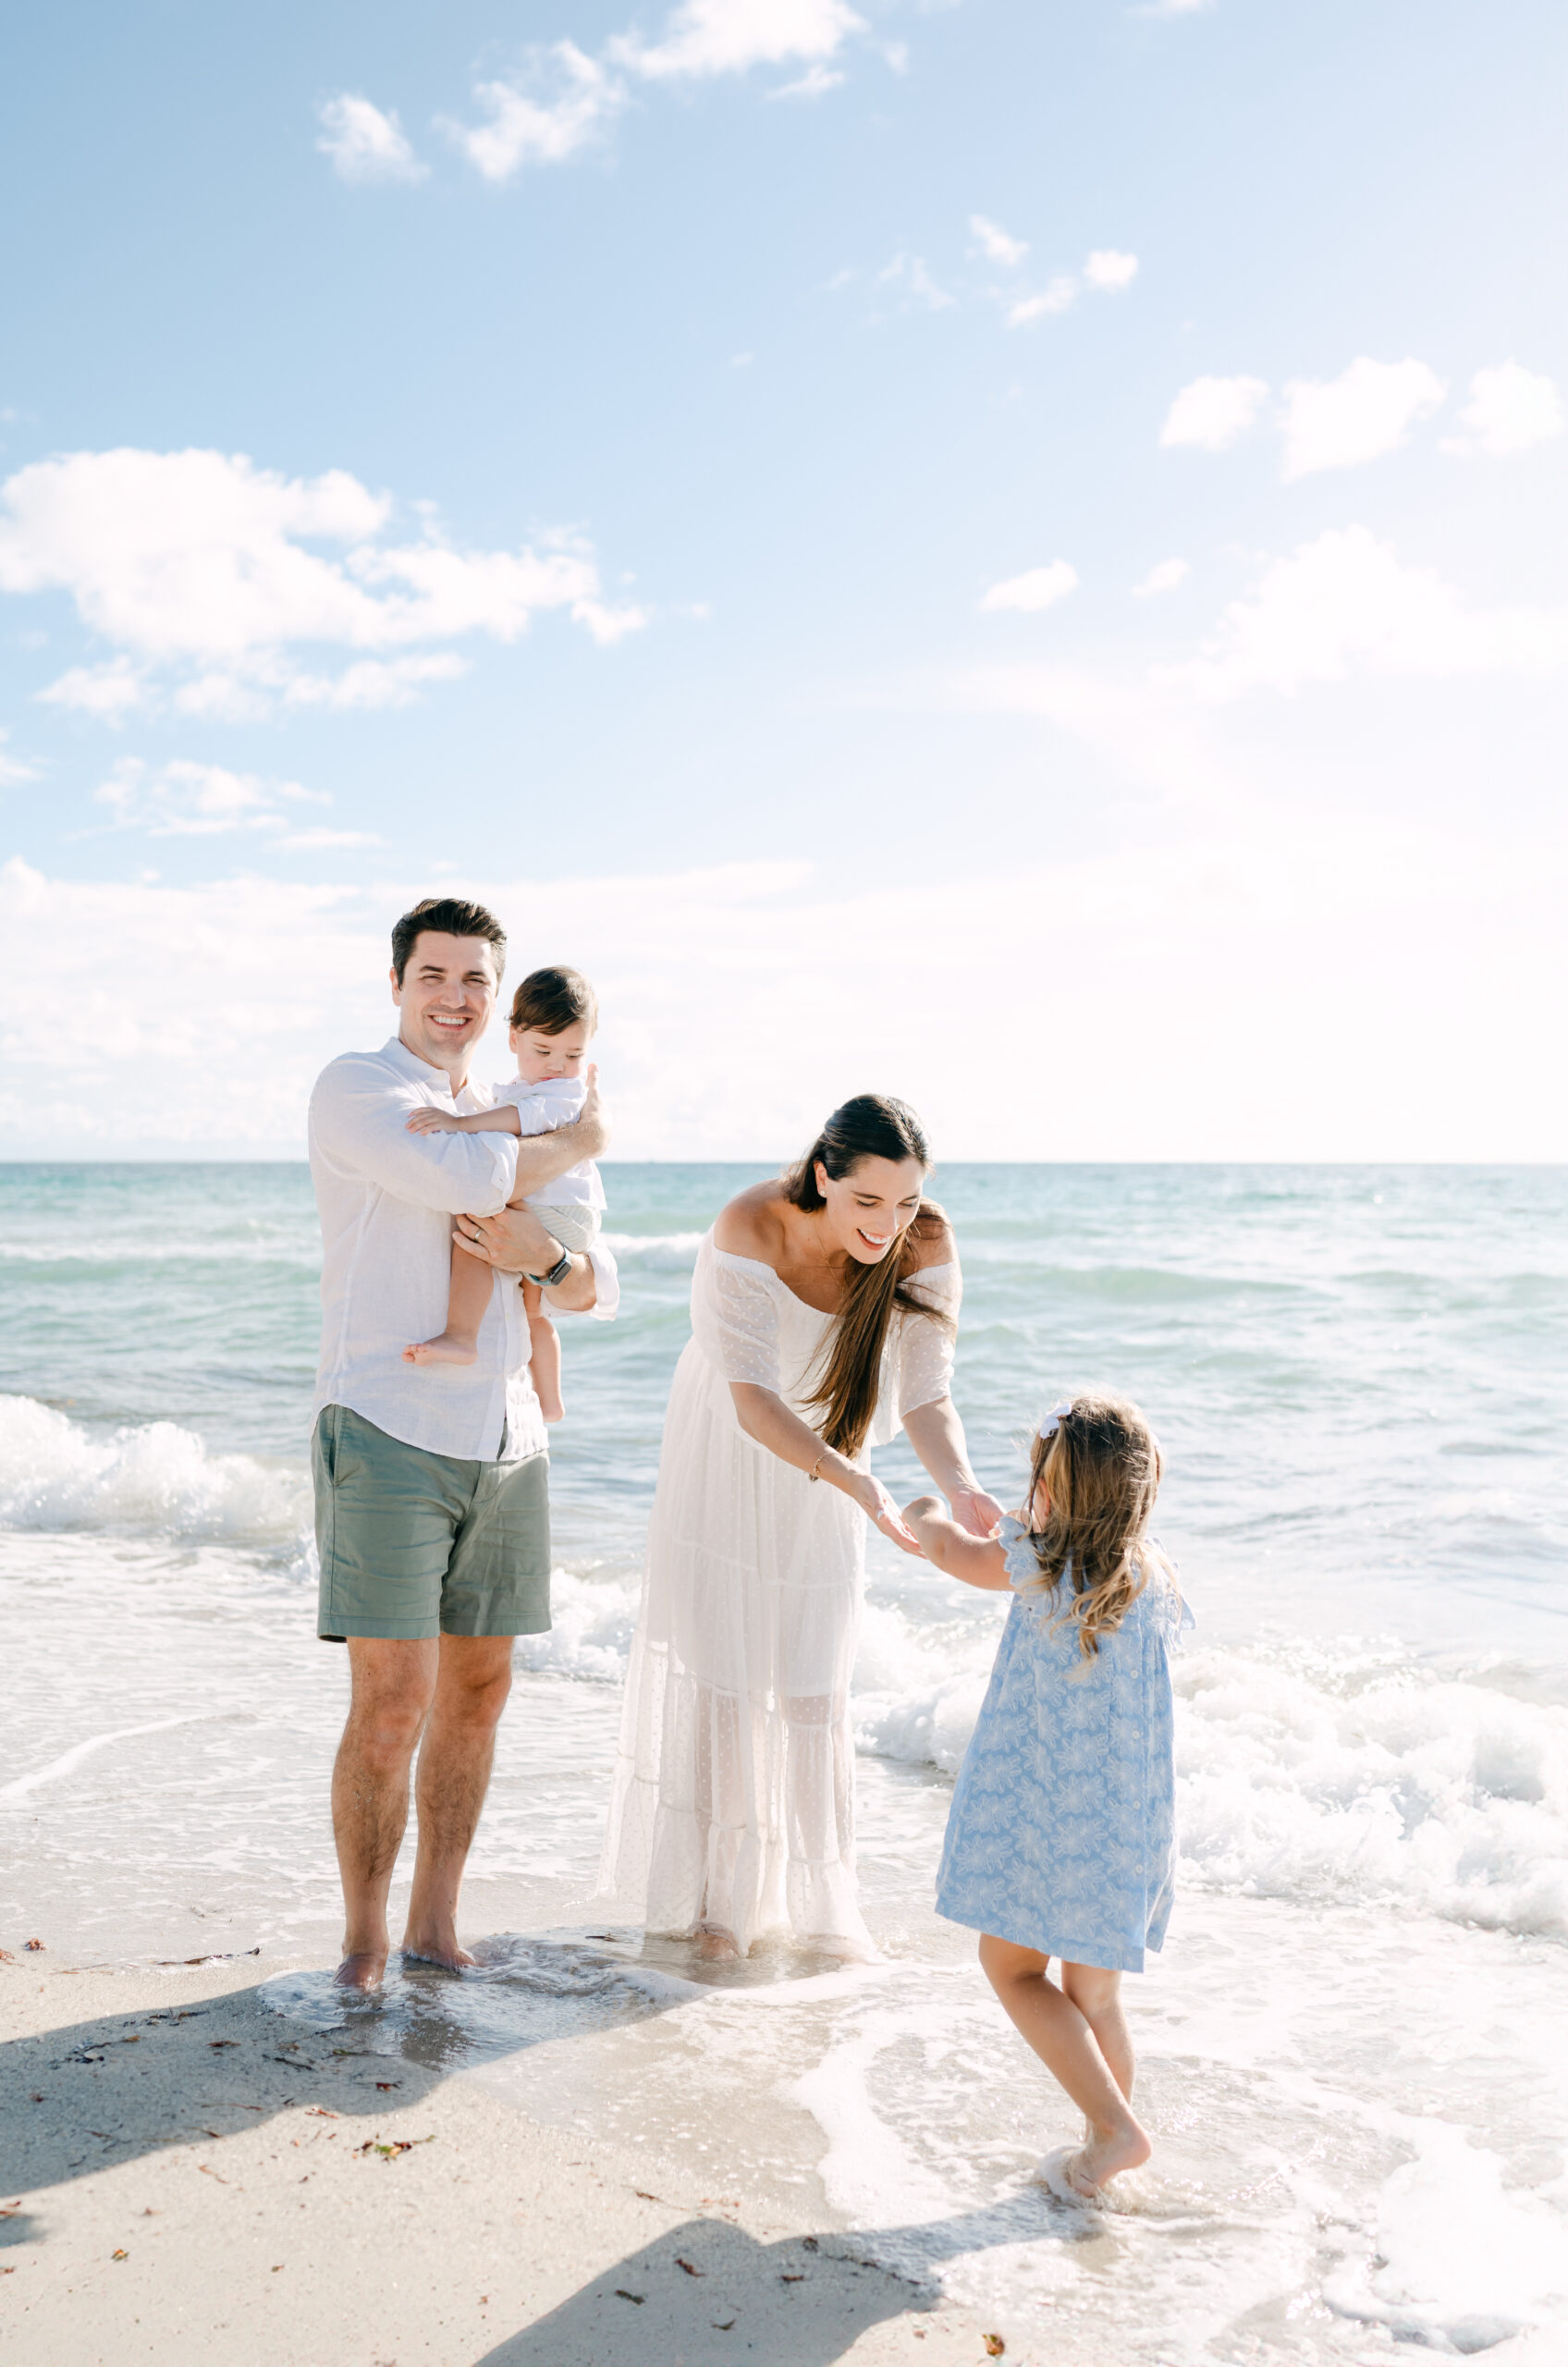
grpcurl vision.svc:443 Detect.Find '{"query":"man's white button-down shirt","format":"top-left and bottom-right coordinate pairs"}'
top-left (308, 1035), bottom-right (619, 1463)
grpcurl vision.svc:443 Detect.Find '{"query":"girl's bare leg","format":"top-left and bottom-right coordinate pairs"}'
top-left (522, 1280), bottom-right (565, 1422)
top-left (404, 1224), bottom-right (494, 1366)
top-left (978, 1933), bottom-right (1151, 2194)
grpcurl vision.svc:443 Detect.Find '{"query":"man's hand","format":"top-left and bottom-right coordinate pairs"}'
top-left (453, 1206), bottom-right (560, 1274)
top-left (406, 1106), bottom-right (461, 1134)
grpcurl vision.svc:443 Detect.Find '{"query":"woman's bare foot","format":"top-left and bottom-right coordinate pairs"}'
top-left (695, 1926), bottom-right (740, 1961)
top-left (333, 1951), bottom-right (388, 1993)
top-left (400, 1934), bottom-right (479, 1972)
top-left (402, 1333), bottom-right (479, 1367)
top-left (1063, 2121), bottom-right (1151, 2196)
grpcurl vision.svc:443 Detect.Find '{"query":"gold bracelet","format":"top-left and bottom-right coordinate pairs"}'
top-left (807, 1451), bottom-right (827, 1482)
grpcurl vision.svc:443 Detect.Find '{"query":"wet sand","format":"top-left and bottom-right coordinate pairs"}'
top-left (1, 1954), bottom-right (1041, 2367)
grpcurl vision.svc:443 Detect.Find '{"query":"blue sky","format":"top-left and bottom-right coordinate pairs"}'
top-left (2, 1), bottom-right (1564, 1158)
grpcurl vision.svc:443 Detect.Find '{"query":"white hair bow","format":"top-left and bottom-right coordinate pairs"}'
top-left (1039, 1400), bottom-right (1073, 1440)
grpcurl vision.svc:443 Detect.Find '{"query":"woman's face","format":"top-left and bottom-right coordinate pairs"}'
top-left (815, 1154), bottom-right (926, 1265)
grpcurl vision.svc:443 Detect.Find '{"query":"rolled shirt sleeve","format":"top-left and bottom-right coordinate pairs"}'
top-left (310, 1054), bottom-right (519, 1216)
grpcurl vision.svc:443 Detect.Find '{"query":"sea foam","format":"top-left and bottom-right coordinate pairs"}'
top-left (0, 1392), bottom-right (306, 1544)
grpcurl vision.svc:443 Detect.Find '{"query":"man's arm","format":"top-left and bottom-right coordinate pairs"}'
top-left (311, 1057), bottom-right (517, 1218)
top-left (450, 1220), bottom-right (620, 1322)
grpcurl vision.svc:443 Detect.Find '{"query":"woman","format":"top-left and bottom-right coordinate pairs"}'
top-left (600, 1094), bottom-right (1003, 1959)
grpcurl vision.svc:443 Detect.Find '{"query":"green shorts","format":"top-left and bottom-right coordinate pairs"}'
top-left (312, 1404), bottom-right (551, 1642)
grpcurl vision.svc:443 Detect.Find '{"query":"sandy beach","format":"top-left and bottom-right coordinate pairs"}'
top-left (1, 1953), bottom-right (1049, 2367)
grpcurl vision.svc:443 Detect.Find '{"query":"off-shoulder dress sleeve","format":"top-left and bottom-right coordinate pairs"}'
top-left (896, 1259), bottom-right (961, 1416)
top-left (692, 1245), bottom-right (783, 1391)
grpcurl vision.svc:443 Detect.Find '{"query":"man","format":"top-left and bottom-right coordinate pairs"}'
top-left (308, 894), bottom-right (616, 1990)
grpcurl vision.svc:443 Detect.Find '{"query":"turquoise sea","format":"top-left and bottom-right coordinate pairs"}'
top-left (3, 1162), bottom-right (1566, 2361)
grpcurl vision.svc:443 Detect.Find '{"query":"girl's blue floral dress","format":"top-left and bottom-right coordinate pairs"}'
top-left (937, 1516), bottom-right (1191, 1972)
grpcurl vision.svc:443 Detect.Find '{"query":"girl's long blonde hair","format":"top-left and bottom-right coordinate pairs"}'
top-left (1018, 1391), bottom-right (1168, 1658)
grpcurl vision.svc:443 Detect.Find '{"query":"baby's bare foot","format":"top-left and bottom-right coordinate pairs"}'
top-left (402, 1334), bottom-right (479, 1367)
top-left (1064, 2122), bottom-right (1151, 2196)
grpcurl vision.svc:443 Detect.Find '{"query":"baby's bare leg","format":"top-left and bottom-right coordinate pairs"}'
top-left (522, 1279), bottom-right (565, 1423)
top-left (403, 1224), bottom-right (494, 1367)
top-left (978, 1935), bottom-right (1151, 2195)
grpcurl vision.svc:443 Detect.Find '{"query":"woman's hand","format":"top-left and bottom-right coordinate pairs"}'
top-left (950, 1483), bottom-right (1007, 1539)
top-left (851, 1472), bottom-right (925, 1555)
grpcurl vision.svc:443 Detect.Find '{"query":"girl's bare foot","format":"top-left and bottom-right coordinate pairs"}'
top-left (1063, 2121), bottom-right (1152, 2195)
top-left (402, 1333), bottom-right (479, 1366)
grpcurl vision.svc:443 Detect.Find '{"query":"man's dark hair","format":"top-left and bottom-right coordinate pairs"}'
top-left (390, 897), bottom-right (507, 987)
top-left (510, 965), bottom-right (598, 1038)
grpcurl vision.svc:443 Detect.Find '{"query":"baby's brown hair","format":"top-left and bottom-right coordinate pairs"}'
top-left (509, 965), bottom-right (597, 1038)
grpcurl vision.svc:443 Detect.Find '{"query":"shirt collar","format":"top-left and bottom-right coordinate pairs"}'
top-left (382, 1033), bottom-right (467, 1097)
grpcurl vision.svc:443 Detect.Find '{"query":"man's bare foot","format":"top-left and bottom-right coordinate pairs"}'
top-left (1063, 2121), bottom-right (1152, 2196)
top-left (695, 1926), bottom-right (740, 1961)
top-left (400, 1935), bottom-right (479, 1972)
top-left (402, 1334), bottom-right (479, 1366)
top-left (333, 1951), bottom-right (388, 1993)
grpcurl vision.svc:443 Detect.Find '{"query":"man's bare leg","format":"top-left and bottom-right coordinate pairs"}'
top-left (401, 1633), bottom-right (515, 1968)
top-left (332, 1637), bottom-right (439, 1991)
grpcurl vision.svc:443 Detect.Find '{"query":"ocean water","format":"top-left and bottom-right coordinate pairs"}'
top-left (4, 1161), bottom-right (1566, 2363)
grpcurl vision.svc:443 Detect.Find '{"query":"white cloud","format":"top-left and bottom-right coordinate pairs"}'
top-left (441, 45), bottom-right (623, 178)
top-left (1279, 356), bottom-right (1446, 480)
top-left (0, 448), bottom-right (643, 717)
top-left (5, 833), bottom-right (1563, 1159)
top-left (0, 729), bottom-right (36, 784)
top-left (1133, 558), bottom-right (1190, 598)
top-left (1163, 525), bottom-right (1568, 700)
top-left (876, 253), bottom-right (952, 311)
top-left (316, 94), bottom-right (428, 185)
top-left (1083, 248), bottom-right (1138, 291)
top-left (37, 656), bottom-right (148, 717)
top-left (1008, 276), bottom-right (1077, 326)
top-left (92, 758), bottom-right (345, 840)
top-left (1448, 362), bottom-right (1565, 458)
top-left (1160, 374), bottom-right (1268, 450)
top-left (612, 0), bottom-right (864, 81)
top-left (980, 561), bottom-right (1078, 614)
top-left (970, 214), bottom-right (1028, 268)
top-left (769, 63), bottom-right (844, 98)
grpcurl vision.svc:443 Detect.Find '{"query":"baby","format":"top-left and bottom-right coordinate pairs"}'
top-left (401, 964), bottom-right (606, 1423)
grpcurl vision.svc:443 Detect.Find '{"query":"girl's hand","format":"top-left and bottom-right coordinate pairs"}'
top-left (406, 1106), bottom-right (460, 1134)
top-left (853, 1473), bottom-right (924, 1556)
top-left (951, 1484), bottom-right (1007, 1539)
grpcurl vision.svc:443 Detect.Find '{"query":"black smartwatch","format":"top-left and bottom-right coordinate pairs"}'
top-left (529, 1245), bottom-right (574, 1290)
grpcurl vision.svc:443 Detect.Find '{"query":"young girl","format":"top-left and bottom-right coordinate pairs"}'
top-left (401, 965), bottom-right (606, 1422)
top-left (903, 1392), bottom-right (1187, 2201)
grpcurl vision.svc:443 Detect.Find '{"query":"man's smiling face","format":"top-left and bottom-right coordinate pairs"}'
top-left (391, 931), bottom-right (502, 1081)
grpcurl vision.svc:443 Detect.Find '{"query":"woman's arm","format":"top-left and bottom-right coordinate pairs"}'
top-left (900, 1397), bottom-right (1007, 1539)
top-left (729, 1382), bottom-right (924, 1555)
top-left (901, 1494), bottom-right (1012, 1591)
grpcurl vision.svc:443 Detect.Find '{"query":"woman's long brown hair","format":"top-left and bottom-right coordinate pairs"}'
top-left (1019, 1392), bottom-right (1170, 1657)
top-left (783, 1093), bottom-right (954, 1462)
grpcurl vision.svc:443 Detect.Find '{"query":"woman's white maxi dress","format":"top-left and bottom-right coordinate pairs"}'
top-left (599, 1232), bottom-right (960, 1956)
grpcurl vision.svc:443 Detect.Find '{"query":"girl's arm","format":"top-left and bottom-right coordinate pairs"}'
top-left (900, 1396), bottom-right (1007, 1539)
top-left (406, 1103), bottom-right (523, 1136)
top-left (902, 1494), bottom-right (1012, 1591)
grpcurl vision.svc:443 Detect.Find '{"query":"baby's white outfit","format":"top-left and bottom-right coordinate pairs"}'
top-left (493, 1075), bottom-right (606, 1255)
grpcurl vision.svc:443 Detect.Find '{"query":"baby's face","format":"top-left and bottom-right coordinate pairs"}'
top-left (511, 1022), bottom-right (591, 1084)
